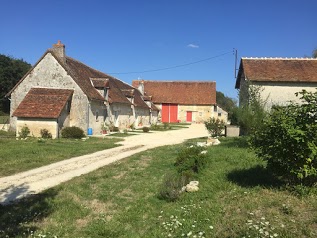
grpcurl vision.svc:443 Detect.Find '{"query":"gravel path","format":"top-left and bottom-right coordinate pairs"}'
top-left (0, 124), bottom-right (208, 204)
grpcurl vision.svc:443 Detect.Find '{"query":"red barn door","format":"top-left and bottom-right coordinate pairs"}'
top-left (186, 111), bottom-right (192, 122)
top-left (161, 104), bottom-right (178, 123)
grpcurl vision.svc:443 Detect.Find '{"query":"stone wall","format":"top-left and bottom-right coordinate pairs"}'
top-left (253, 81), bottom-right (317, 109)
top-left (10, 53), bottom-right (89, 133)
top-left (153, 104), bottom-right (228, 124)
top-left (239, 77), bottom-right (317, 110)
top-left (16, 118), bottom-right (58, 138)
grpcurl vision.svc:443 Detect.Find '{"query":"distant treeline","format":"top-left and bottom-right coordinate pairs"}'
top-left (0, 54), bottom-right (31, 114)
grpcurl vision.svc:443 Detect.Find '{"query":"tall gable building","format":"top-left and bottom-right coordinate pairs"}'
top-left (6, 41), bottom-right (158, 138)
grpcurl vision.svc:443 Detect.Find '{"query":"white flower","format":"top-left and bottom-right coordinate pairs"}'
top-left (209, 225), bottom-right (214, 229)
top-left (187, 231), bottom-right (193, 236)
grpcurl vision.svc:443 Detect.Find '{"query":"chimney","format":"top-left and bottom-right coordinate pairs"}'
top-left (51, 40), bottom-right (66, 62)
top-left (138, 80), bottom-right (145, 95)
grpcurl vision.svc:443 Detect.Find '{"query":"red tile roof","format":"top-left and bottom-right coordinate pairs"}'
top-left (65, 56), bottom-right (131, 103)
top-left (132, 80), bottom-right (216, 105)
top-left (235, 58), bottom-right (317, 88)
top-left (91, 78), bottom-right (109, 88)
top-left (7, 50), bottom-right (151, 108)
top-left (13, 88), bottom-right (73, 119)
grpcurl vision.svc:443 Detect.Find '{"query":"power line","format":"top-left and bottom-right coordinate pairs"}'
top-left (108, 50), bottom-right (234, 75)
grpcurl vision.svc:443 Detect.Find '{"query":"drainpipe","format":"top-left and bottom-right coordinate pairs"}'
top-left (87, 100), bottom-right (90, 134)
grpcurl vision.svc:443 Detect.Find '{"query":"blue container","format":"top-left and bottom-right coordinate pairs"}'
top-left (87, 128), bottom-right (93, 135)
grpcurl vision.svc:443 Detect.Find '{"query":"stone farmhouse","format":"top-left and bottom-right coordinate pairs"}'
top-left (132, 80), bottom-right (228, 123)
top-left (235, 57), bottom-right (317, 109)
top-left (6, 41), bottom-right (158, 138)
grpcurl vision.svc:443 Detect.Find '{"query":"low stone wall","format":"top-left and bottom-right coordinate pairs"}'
top-left (225, 125), bottom-right (240, 137)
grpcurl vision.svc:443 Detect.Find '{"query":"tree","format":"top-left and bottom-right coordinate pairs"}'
top-left (313, 48), bottom-right (317, 58)
top-left (236, 84), bottom-right (267, 135)
top-left (216, 91), bottom-right (238, 124)
top-left (0, 54), bottom-right (31, 114)
top-left (204, 117), bottom-right (225, 137)
top-left (250, 90), bottom-right (317, 185)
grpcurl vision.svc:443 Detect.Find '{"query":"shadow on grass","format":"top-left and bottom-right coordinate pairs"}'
top-left (0, 188), bottom-right (58, 237)
top-left (227, 165), bottom-right (284, 188)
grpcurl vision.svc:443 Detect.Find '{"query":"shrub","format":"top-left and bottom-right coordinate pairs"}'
top-left (237, 84), bottom-right (267, 135)
top-left (158, 172), bottom-right (189, 202)
top-left (142, 126), bottom-right (150, 133)
top-left (175, 145), bottom-right (207, 174)
top-left (40, 129), bottom-right (52, 139)
top-left (163, 123), bottom-right (170, 129)
top-left (61, 126), bottom-right (85, 139)
top-left (19, 125), bottom-right (30, 138)
top-left (204, 117), bottom-right (225, 137)
top-left (250, 90), bottom-right (317, 185)
top-left (150, 124), bottom-right (162, 131)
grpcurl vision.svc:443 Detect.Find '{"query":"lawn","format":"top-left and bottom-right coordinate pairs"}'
top-left (0, 115), bottom-right (9, 124)
top-left (0, 137), bottom-right (123, 177)
top-left (0, 137), bottom-right (316, 237)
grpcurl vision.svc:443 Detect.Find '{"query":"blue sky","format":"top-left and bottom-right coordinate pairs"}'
top-left (1, 0), bottom-right (316, 99)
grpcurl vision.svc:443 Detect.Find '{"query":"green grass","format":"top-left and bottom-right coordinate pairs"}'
top-left (0, 115), bottom-right (9, 124)
top-left (0, 137), bottom-right (122, 177)
top-left (0, 137), bottom-right (316, 237)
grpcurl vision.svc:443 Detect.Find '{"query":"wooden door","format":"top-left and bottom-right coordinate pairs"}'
top-left (186, 111), bottom-right (192, 122)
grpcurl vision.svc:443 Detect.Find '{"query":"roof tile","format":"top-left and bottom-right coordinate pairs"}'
top-left (236, 58), bottom-right (317, 88)
top-left (132, 80), bottom-right (216, 105)
top-left (13, 88), bottom-right (73, 119)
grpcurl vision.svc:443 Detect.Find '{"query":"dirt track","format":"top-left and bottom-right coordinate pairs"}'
top-left (0, 124), bottom-right (208, 204)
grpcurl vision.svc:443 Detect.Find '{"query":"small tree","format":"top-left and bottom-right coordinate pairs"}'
top-left (250, 90), bottom-right (317, 185)
top-left (19, 125), bottom-right (30, 138)
top-left (204, 117), bottom-right (225, 137)
top-left (237, 84), bottom-right (267, 135)
top-left (312, 48), bottom-right (317, 58)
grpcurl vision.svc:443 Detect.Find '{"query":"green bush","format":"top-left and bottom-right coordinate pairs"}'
top-left (204, 117), bottom-right (225, 137)
top-left (175, 145), bottom-right (207, 174)
top-left (142, 126), bottom-right (150, 133)
top-left (19, 125), bottom-right (30, 138)
top-left (61, 126), bottom-right (85, 139)
top-left (250, 90), bottom-right (317, 185)
top-left (237, 84), bottom-right (267, 135)
top-left (163, 123), bottom-right (171, 130)
top-left (40, 129), bottom-right (52, 139)
top-left (158, 172), bottom-right (189, 202)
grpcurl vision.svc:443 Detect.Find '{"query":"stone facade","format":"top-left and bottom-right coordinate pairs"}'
top-left (17, 118), bottom-right (58, 138)
top-left (236, 58), bottom-right (317, 110)
top-left (154, 103), bottom-right (228, 123)
top-left (8, 42), bottom-right (158, 138)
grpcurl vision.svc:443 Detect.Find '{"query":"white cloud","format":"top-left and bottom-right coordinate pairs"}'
top-left (187, 43), bottom-right (199, 48)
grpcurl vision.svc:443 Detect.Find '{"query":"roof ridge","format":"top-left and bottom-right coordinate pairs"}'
top-left (134, 80), bottom-right (216, 83)
top-left (242, 57), bottom-right (317, 60)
